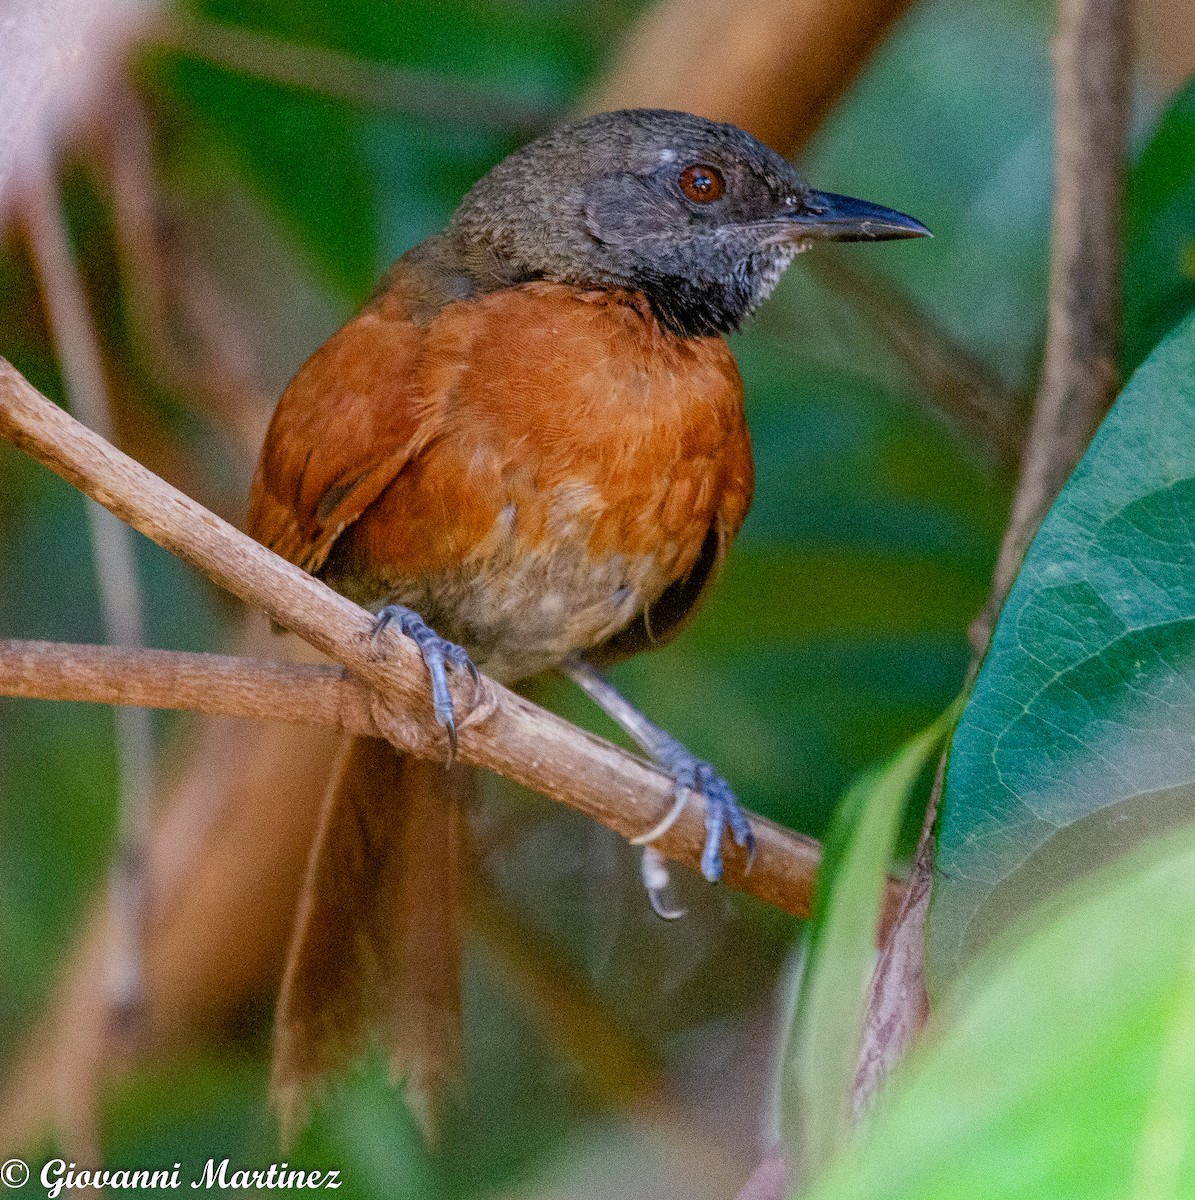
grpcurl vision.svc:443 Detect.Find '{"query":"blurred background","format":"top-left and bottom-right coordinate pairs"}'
top-left (0, 0), bottom-right (1191, 1194)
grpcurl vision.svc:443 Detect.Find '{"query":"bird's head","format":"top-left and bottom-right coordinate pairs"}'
top-left (447, 108), bottom-right (929, 337)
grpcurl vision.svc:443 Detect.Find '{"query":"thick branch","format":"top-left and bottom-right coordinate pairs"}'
top-left (580, 0), bottom-right (914, 157)
top-left (0, 364), bottom-right (898, 924)
top-left (856, 0), bottom-right (1130, 1108)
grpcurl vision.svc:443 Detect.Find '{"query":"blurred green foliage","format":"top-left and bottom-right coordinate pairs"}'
top-left (1124, 76), bottom-right (1195, 372)
top-left (808, 822), bottom-right (1195, 1200)
top-left (1, 0), bottom-right (1191, 1193)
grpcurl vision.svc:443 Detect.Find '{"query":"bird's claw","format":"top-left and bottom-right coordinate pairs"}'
top-left (690, 759), bottom-right (756, 882)
top-left (640, 846), bottom-right (686, 920)
top-left (373, 605), bottom-right (478, 764)
top-left (635, 738), bottom-right (755, 887)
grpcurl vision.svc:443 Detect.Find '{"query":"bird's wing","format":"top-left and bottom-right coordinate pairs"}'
top-left (246, 305), bottom-right (432, 576)
top-left (590, 494), bottom-right (748, 665)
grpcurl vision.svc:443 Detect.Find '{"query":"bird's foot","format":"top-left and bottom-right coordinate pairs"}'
top-left (633, 734), bottom-right (755, 884)
top-left (373, 605), bottom-right (480, 762)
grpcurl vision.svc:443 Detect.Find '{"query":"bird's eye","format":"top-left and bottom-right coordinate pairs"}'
top-left (678, 163), bottom-right (724, 204)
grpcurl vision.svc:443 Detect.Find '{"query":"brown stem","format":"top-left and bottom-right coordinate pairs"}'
top-left (0, 363), bottom-right (902, 925)
top-left (21, 156), bottom-right (157, 1080)
top-left (974, 0), bottom-right (1129, 643)
top-left (855, 0), bottom-right (1130, 1111)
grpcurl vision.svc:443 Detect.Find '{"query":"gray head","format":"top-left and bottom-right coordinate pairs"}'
top-left (444, 109), bottom-right (928, 337)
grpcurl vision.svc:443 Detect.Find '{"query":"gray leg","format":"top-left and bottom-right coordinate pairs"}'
top-left (375, 605), bottom-right (479, 761)
top-left (561, 655), bottom-right (755, 885)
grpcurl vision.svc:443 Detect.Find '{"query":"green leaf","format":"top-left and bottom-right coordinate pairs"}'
top-left (928, 311), bottom-right (1195, 985)
top-left (150, 54), bottom-right (380, 299)
top-left (780, 702), bottom-right (959, 1181)
top-left (1125, 75), bottom-right (1195, 372)
top-left (804, 822), bottom-right (1195, 1200)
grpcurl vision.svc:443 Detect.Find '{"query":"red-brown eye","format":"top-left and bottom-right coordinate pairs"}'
top-left (678, 163), bottom-right (724, 203)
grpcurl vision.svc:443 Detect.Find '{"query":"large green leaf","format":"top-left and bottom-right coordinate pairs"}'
top-left (928, 311), bottom-right (1195, 984)
top-left (805, 821), bottom-right (1195, 1200)
top-left (1125, 76), bottom-right (1195, 372)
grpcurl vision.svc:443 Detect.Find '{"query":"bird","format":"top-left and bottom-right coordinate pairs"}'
top-left (246, 107), bottom-right (928, 1138)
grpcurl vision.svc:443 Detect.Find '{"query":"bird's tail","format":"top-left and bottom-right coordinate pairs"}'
top-left (271, 735), bottom-right (469, 1144)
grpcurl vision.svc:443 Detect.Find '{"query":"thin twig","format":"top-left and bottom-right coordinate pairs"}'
top-left (855, 0), bottom-right (1130, 1110)
top-left (146, 15), bottom-right (559, 138)
top-left (101, 82), bottom-right (276, 481)
top-left (0, 363), bottom-right (903, 925)
top-left (804, 254), bottom-right (1027, 476)
top-left (973, 0), bottom-right (1128, 642)
top-left (21, 154), bottom-right (156, 1040)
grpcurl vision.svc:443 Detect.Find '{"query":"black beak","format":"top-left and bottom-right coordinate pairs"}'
top-left (780, 190), bottom-right (931, 242)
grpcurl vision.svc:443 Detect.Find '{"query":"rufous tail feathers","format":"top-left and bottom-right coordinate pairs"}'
top-left (271, 736), bottom-right (469, 1144)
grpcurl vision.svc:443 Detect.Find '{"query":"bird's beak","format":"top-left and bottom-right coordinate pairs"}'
top-left (777, 191), bottom-right (931, 242)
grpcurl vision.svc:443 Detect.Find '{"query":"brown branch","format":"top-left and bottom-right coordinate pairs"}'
top-left (580, 0), bottom-right (915, 157)
top-left (0, 640), bottom-right (378, 736)
top-left (855, 0), bottom-right (1130, 1110)
top-left (0, 637), bottom-right (908, 928)
top-left (0, 361), bottom-right (902, 926)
